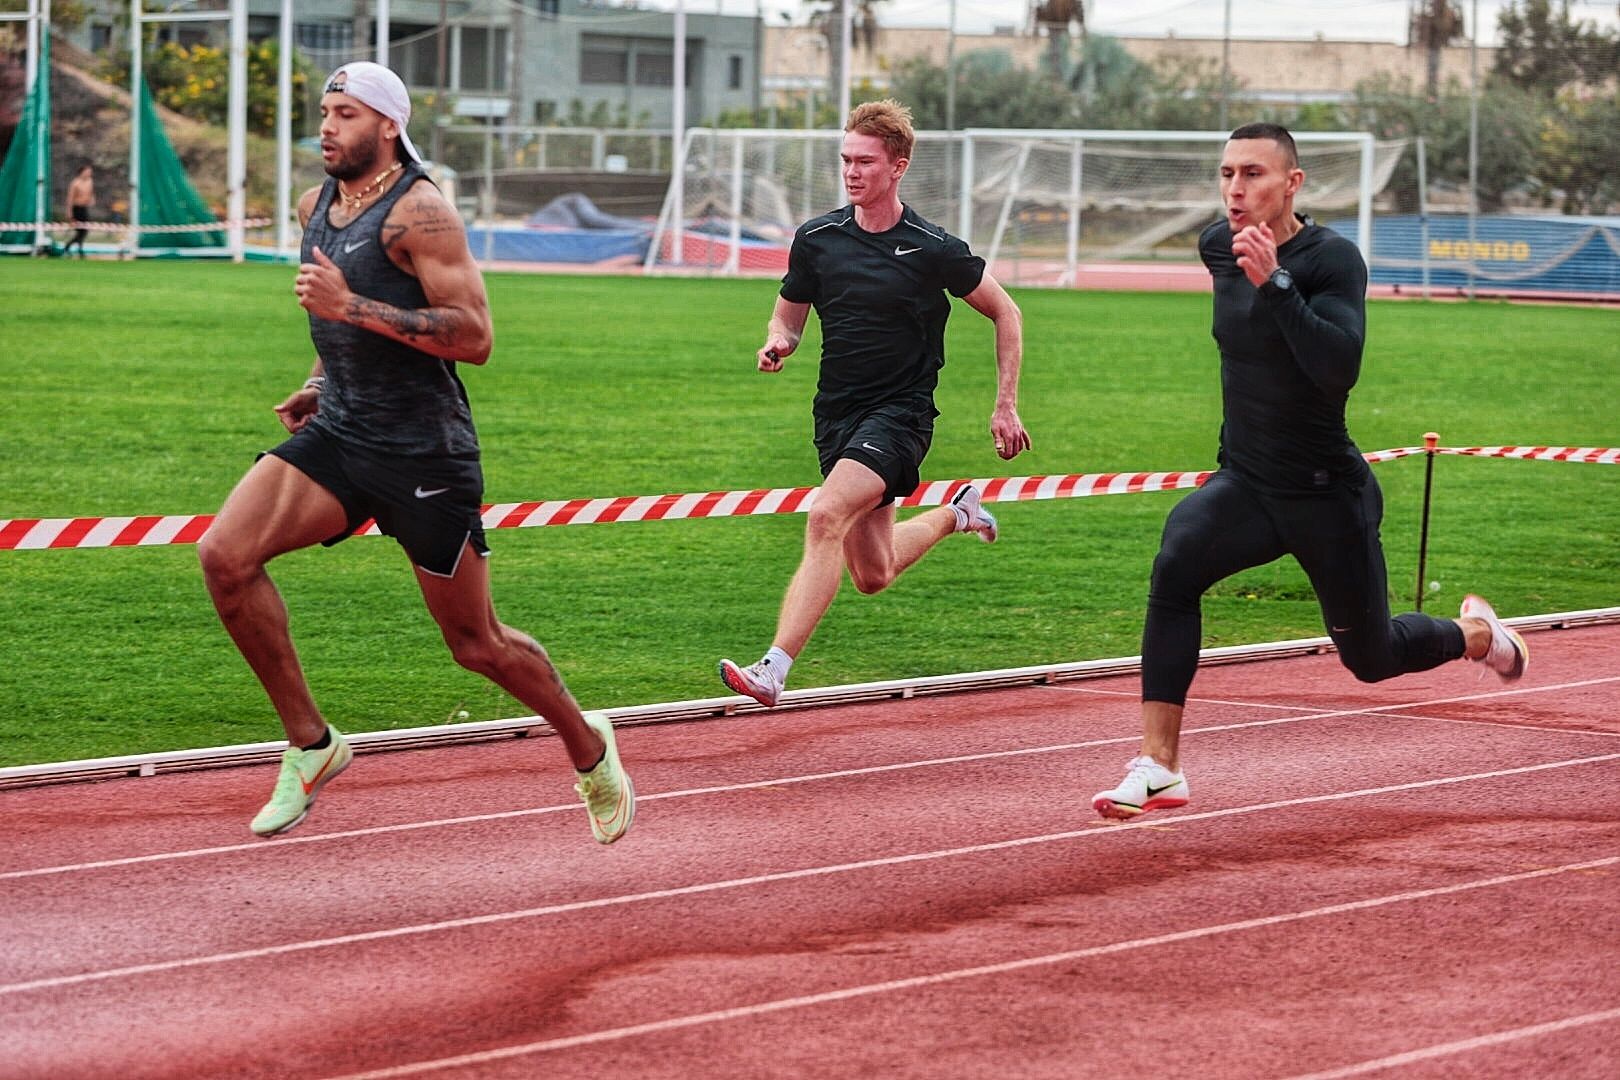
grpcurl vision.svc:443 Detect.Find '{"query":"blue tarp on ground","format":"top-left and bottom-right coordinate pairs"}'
top-left (464, 226), bottom-right (650, 263)
top-left (524, 192), bottom-right (649, 232)
top-left (1326, 214), bottom-right (1620, 296)
top-left (468, 193), bottom-right (652, 263)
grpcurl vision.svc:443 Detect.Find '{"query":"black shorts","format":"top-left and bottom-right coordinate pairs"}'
top-left (813, 403), bottom-right (934, 506)
top-left (265, 425), bottom-right (488, 577)
top-left (70, 206), bottom-right (89, 223)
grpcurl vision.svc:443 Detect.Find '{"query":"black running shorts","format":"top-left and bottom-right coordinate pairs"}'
top-left (264, 425), bottom-right (488, 577)
top-left (813, 403), bottom-right (934, 506)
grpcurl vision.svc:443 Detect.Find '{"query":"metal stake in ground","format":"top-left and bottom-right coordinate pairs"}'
top-left (1415, 431), bottom-right (1439, 611)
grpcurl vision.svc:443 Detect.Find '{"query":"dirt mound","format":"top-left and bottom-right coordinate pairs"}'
top-left (2, 37), bottom-right (314, 221)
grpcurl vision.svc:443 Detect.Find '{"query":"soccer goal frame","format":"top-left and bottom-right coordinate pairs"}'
top-left (645, 127), bottom-right (1392, 284)
top-left (958, 129), bottom-right (1380, 285)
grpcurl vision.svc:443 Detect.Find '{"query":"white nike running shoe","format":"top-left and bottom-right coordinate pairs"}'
top-left (719, 657), bottom-right (783, 707)
top-left (1092, 755), bottom-right (1190, 820)
top-left (950, 484), bottom-right (998, 544)
top-left (1461, 594), bottom-right (1528, 681)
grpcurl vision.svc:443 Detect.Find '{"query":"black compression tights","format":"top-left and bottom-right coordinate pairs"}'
top-left (1141, 471), bottom-right (1466, 705)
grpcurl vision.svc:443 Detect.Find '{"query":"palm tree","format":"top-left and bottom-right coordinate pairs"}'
top-left (805, 1), bottom-right (888, 101)
top-left (1410, 0), bottom-right (1465, 100)
top-left (1032, 0), bottom-right (1086, 83)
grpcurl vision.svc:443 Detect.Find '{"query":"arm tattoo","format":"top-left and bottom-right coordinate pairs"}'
top-left (392, 196), bottom-right (461, 244)
top-left (345, 295), bottom-right (470, 349)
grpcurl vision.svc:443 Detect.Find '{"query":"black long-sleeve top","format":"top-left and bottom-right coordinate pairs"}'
top-left (1199, 215), bottom-right (1372, 496)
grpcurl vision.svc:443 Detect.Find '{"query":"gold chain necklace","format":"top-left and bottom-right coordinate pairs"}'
top-left (337, 161), bottom-right (403, 210)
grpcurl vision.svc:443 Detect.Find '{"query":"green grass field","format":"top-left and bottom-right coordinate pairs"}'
top-left (1, 259), bottom-right (1616, 766)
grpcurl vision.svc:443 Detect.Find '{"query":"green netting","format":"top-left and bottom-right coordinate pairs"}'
top-left (136, 76), bottom-right (224, 249)
top-left (0, 31), bottom-right (51, 247)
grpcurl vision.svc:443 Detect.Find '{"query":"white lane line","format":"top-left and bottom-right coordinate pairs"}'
top-left (1050, 676), bottom-right (1620, 715)
top-left (1278, 1005), bottom-right (1620, 1079)
top-left (3, 752), bottom-right (1617, 998)
top-left (1388, 712), bottom-right (1620, 738)
top-left (6, 675), bottom-right (1618, 882)
top-left (0, 741), bottom-right (1142, 882)
top-left (1050, 677), bottom-right (1620, 740)
top-left (1049, 684), bottom-right (1341, 712)
top-left (320, 856), bottom-right (1620, 1080)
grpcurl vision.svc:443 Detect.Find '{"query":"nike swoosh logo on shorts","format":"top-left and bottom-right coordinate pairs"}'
top-left (861, 442), bottom-right (885, 454)
top-left (344, 238), bottom-right (371, 253)
top-left (894, 245), bottom-right (921, 256)
top-left (414, 486), bottom-right (450, 499)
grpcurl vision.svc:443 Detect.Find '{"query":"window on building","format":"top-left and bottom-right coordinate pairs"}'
top-left (296, 22), bottom-right (354, 56)
top-left (90, 23), bottom-right (113, 53)
top-left (635, 51), bottom-right (674, 87)
top-left (391, 23), bottom-right (446, 89)
top-left (581, 37), bottom-right (629, 85)
top-left (526, 0), bottom-right (561, 16)
top-left (629, 43), bottom-right (694, 88)
top-left (460, 27), bottom-right (509, 92)
top-left (728, 54), bottom-right (743, 90)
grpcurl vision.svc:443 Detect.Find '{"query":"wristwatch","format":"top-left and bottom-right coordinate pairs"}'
top-left (1264, 266), bottom-right (1294, 294)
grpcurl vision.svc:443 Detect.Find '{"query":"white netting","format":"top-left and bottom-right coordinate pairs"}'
top-left (961, 132), bottom-right (1407, 284)
top-left (646, 129), bottom-right (1403, 283)
top-left (646, 129), bottom-right (965, 274)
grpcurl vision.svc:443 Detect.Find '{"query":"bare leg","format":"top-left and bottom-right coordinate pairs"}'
top-left (1458, 618), bottom-right (1491, 659)
top-left (198, 455), bottom-right (348, 748)
top-left (416, 546), bottom-right (605, 772)
top-left (768, 459), bottom-right (887, 657)
top-left (767, 457), bottom-right (962, 657)
top-left (842, 502), bottom-right (958, 596)
top-left (1140, 701), bottom-right (1186, 772)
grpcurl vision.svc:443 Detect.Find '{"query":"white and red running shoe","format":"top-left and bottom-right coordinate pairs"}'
top-left (718, 657), bottom-right (783, 707)
top-left (1461, 593), bottom-right (1529, 682)
top-left (1092, 755), bottom-right (1190, 820)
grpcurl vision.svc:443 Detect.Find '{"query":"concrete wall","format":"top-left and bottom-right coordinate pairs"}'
top-left (763, 25), bottom-right (1496, 104)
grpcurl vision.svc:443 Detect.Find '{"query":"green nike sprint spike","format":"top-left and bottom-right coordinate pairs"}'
top-left (575, 711), bottom-right (635, 845)
top-left (250, 727), bottom-right (353, 837)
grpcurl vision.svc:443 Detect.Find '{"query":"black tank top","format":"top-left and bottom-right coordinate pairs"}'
top-left (301, 162), bottom-right (480, 458)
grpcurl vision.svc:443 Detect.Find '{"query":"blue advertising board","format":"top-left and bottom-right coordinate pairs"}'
top-left (1325, 214), bottom-right (1620, 297)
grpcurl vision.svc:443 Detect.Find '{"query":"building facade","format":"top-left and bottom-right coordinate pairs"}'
top-left (68, 1), bottom-right (762, 129)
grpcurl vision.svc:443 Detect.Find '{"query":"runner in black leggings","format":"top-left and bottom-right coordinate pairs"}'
top-left (1091, 123), bottom-right (1529, 821)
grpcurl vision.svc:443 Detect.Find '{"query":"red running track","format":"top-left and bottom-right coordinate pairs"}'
top-left (3, 623), bottom-right (1618, 1079)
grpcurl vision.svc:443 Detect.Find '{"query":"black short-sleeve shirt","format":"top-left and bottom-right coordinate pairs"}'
top-left (781, 204), bottom-right (986, 422)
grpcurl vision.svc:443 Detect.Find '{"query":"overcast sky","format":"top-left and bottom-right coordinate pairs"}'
top-left (640, 1), bottom-right (1620, 47)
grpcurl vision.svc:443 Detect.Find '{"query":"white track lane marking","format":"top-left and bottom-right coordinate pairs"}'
top-left (6, 676), bottom-right (1618, 882)
top-left (319, 857), bottom-right (1620, 1080)
top-left (1386, 712), bottom-right (1620, 738)
top-left (3, 753), bottom-right (1617, 998)
top-left (1277, 1005), bottom-right (1620, 1079)
top-left (1054, 679), bottom-right (1620, 738)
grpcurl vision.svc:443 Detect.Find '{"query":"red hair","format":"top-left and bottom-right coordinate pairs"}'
top-left (845, 99), bottom-right (915, 163)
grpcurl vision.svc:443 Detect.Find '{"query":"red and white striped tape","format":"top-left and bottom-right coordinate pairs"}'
top-left (2, 445), bottom-right (1613, 552)
top-left (1365, 445), bottom-right (1620, 465)
top-left (0, 218), bottom-right (273, 233)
